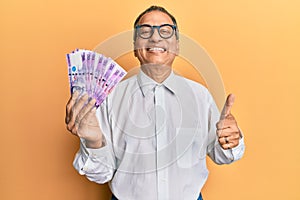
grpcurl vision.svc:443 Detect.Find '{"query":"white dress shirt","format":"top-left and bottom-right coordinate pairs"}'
top-left (73, 70), bottom-right (245, 200)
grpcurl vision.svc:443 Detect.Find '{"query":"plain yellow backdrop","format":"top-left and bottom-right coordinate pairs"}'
top-left (1, 0), bottom-right (299, 199)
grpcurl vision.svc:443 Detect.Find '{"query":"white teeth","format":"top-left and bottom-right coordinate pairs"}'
top-left (148, 47), bottom-right (165, 52)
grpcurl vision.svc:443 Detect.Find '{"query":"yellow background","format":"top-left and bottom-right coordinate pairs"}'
top-left (1, 0), bottom-right (299, 199)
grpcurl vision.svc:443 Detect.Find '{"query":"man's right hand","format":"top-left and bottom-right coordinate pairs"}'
top-left (65, 91), bottom-right (103, 148)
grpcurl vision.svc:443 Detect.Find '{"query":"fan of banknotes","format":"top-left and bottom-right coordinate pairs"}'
top-left (66, 49), bottom-right (127, 106)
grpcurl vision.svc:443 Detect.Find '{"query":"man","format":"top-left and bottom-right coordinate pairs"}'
top-left (65, 6), bottom-right (245, 200)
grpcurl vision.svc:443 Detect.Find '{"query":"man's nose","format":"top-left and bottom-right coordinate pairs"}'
top-left (149, 28), bottom-right (162, 42)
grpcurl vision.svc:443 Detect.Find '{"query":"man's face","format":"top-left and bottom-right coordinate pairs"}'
top-left (134, 11), bottom-right (179, 67)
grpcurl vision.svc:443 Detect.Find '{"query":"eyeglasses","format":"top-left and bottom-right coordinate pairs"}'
top-left (135, 24), bottom-right (177, 39)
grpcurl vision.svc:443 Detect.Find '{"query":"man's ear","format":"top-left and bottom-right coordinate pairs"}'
top-left (133, 42), bottom-right (138, 57)
top-left (134, 50), bottom-right (138, 57)
top-left (175, 40), bottom-right (180, 56)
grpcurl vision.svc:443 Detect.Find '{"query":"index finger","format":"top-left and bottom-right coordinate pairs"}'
top-left (220, 93), bottom-right (235, 120)
top-left (65, 91), bottom-right (80, 123)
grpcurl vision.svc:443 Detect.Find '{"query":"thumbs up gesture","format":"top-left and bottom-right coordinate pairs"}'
top-left (216, 94), bottom-right (242, 150)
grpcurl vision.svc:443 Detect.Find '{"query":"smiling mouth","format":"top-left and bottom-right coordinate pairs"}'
top-left (146, 47), bottom-right (166, 52)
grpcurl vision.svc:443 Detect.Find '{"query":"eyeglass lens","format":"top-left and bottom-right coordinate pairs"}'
top-left (137, 24), bottom-right (175, 39)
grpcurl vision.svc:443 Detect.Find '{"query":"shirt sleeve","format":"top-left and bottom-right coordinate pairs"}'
top-left (72, 101), bottom-right (116, 184)
top-left (206, 93), bottom-right (245, 164)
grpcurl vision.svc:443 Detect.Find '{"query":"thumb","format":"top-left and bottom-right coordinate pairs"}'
top-left (220, 93), bottom-right (235, 120)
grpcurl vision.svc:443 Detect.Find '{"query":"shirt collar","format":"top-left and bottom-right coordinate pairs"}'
top-left (137, 70), bottom-right (177, 97)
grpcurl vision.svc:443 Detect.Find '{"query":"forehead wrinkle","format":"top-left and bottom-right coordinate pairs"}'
top-left (138, 11), bottom-right (173, 26)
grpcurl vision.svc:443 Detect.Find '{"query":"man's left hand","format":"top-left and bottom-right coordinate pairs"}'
top-left (216, 94), bottom-right (241, 150)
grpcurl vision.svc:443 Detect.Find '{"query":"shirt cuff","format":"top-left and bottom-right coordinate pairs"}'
top-left (80, 138), bottom-right (110, 160)
top-left (214, 133), bottom-right (245, 163)
top-left (231, 136), bottom-right (245, 161)
top-left (74, 138), bottom-right (114, 174)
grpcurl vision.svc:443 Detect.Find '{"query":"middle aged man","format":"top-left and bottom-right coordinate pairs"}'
top-left (66, 5), bottom-right (245, 200)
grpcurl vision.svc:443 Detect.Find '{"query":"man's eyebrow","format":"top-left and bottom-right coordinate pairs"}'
top-left (137, 23), bottom-right (151, 26)
top-left (137, 23), bottom-right (175, 26)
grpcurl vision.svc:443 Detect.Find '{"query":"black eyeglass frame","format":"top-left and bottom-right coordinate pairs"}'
top-left (134, 24), bottom-right (178, 40)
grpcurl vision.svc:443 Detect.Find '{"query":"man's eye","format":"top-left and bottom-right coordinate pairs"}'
top-left (140, 28), bottom-right (151, 34)
top-left (141, 30), bottom-right (150, 34)
top-left (160, 29), bottom-right (171, 35)
top-left (161, 30), bottom-right (170, 34)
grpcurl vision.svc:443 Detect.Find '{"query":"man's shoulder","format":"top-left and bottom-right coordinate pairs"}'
top-left (116, 74), bottom-right (138, 88)
top-left (104, 74), bottom-right (138, 107)
top-left (174, 74), bottom-right (209, 93)
top-left (109, 74), bottom-right (138, 96)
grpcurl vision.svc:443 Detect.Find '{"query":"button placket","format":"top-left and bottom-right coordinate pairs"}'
top-left (154, 85), bottom-right (169, 200)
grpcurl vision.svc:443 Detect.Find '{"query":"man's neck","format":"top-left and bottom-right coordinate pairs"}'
top-left (141, 64), bottom-right (172, 83)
